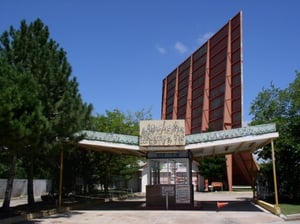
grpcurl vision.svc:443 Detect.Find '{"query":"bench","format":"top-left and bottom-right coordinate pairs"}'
top-left (211, 182), bottom-right (223, 191)
top-left (232, 185), bottom-right (252, 191)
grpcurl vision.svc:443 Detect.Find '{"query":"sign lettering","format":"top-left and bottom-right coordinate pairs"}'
top-left (139, 120), bottom-right (185, 146)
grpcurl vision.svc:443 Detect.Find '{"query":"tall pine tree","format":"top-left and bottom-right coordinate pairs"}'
top-left (0, 19), bottom-right (92, 208)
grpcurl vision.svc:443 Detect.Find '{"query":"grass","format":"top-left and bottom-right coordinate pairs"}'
top-left (280, 203), bottom-right (300, 215)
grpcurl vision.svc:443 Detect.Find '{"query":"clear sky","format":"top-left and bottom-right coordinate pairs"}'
top-left (1, 0), bottom-right (299, 123)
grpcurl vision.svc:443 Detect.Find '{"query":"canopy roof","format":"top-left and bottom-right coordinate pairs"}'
top-left (77, 123), bottom-right (278, 159)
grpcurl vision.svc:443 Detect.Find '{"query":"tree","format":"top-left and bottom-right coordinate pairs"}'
top-left (198, 156), bottom-right (226, 182)
top-left (0, 19), bottom-right (92, 208)
top-left (197, 127), bottom-right (227, 188)
top-left (0, 57), bottom-right (48, 210)
top-left (249, 71), bottom-right (300, 201)
top-left (61, 109), bottom-right (151, 195)
top-left (79, 109), bottom-right (151, 195)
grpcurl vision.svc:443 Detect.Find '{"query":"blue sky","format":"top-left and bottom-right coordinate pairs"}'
top-left (1, 1), bottom-right (299, 123)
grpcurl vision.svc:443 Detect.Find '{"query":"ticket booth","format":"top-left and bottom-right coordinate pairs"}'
top-left (146, 151), bottom-right (194, 207)
top-left (139, 120), bottom-right (193, 208)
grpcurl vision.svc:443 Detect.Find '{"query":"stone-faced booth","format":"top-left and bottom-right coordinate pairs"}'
top-left (139, 120), bottom-right (194, 208)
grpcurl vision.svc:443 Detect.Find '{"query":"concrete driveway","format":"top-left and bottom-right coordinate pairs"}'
top-left (20, 191), bottom-right (298, 224)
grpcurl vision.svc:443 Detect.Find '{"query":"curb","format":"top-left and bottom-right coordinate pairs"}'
top-left (1, 207), bottom-right (70, 224)
top-left (253, 199), bottom-right (281, 216)
top-left (1, 199), bottom-right (105, 224)
top-left (253, 199), bottom-right (300, 221)
top-left (281, 213), bottom-right (300, 221)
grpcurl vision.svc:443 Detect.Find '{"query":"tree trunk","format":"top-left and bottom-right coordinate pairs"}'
top-left (83, 180), bottom-right (87, 194)
top-left (1, 152), bottom-right (17, 211)
top-left (27, 161), bottom-right (35, 206)
top-left (104, 154), bottom-right (113, 196)
top-left (104, 166), bottom-right (109, 196)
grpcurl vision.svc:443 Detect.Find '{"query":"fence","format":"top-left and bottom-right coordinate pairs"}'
top-left (0, 179), bottom-right (51, 199)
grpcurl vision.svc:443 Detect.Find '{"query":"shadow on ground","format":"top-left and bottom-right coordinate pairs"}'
top-left (79, 199), bottom-right (262, 212)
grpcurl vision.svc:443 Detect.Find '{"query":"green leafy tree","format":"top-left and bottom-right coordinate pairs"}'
top-left (198, 156), bottom-right (226, 183)
top-left (78, 109), bottom-right (151, 195)
top-left (61, 109), bottom-right (151, 195)
top-left (250, 71), bottom-right (300, 201)
top-left (0, 19), bottom-right (92, 208)
top-left (197, 127), bottom-right (227, 187)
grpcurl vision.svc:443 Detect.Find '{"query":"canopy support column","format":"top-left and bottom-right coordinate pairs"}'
top-left (271, 139), bottom-right (280, 214)
top-left (226, 154), bottom-right (233, 191)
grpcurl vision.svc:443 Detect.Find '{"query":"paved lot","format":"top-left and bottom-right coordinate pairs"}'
top-left (18, 191), bottom-right (299, 224)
